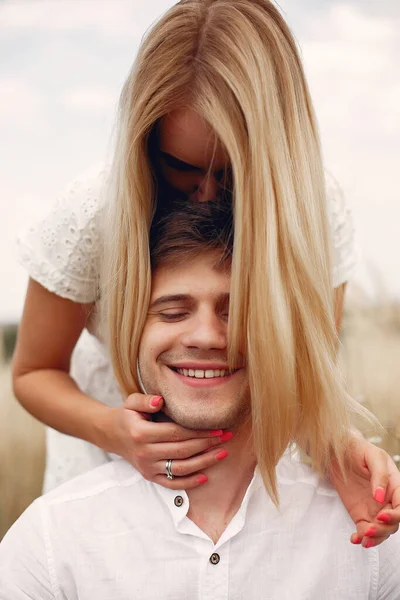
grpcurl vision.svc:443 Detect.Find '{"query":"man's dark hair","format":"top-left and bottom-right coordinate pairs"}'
top-left (149, 198), bottom-right (234, 270)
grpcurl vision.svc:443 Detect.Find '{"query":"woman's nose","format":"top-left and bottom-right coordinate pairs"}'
top-left (194, 174), bottom-right (220, 202)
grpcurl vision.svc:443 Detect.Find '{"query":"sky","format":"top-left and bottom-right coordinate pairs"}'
top-left (1, 0), bottom-right (399, 324)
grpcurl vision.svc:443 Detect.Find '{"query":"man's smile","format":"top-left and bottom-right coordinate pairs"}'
top-left (165, 362), bottom-right (242, 388)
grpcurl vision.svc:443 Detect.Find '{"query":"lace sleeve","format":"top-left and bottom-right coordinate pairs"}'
top-left (17, 167), bottom-right (108, 304)
top-left (325, 171), bottom-right (357, 288)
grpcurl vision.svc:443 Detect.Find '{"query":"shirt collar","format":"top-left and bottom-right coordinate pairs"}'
top-left (154, 467), bottom-right (265, 545)
top-left (155, 485), bottom-right (190, 528)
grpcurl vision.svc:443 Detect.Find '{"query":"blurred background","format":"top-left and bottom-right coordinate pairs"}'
top-left (0, 0), bottom-right (399, 538)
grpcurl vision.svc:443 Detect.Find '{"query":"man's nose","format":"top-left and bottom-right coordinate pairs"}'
top-left (194, 174), bottom-right (220, 202)
top-left (181, 314), bottom-right (227, 350)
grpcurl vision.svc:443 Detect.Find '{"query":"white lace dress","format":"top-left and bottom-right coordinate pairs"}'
top-left (17, 167), bottom-right (357, 492)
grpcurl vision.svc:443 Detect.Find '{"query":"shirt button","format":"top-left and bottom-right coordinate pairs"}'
top-left (174, 495), bottom-right (184, 507)
top-left (209, 553), bottom-right (220, 565)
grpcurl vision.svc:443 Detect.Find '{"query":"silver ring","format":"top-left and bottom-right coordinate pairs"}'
top-left (165, 459), bottom-right (174, 480)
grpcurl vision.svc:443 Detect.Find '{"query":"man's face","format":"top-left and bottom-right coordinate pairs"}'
top-left (138, 251), bottom-right (249, 430)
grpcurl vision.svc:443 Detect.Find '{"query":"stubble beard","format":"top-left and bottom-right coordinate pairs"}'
top-left (161, 386), bottom-right (251, 431)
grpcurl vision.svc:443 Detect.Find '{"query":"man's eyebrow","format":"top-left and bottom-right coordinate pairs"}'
top-left (159, 151), bottom-right (202, 171)
top-left (216, 293), bottom-right (230, 311)
top-left (149, 294), bottom-right (192, 309)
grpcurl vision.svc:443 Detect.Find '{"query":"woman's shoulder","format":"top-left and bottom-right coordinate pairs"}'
top-left (324, 169), bottom-right (357, 287)
top-left (324, 170), bottom-right (351, 227)
top-left (16, 164), bottom-right (111, 303)
top-left (56, 163), bottom-right (111, 224)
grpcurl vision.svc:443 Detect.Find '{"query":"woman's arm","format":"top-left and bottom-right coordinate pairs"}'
top-left (12, 278), bottom-right (109, 444)
top-left (331, 281), bottom-right (400, 547)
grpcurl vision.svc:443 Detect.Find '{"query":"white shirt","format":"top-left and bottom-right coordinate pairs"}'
top-left (1, 453), bottom-right (399, 599)
top-left (16, 167), bottom-right (358, 492)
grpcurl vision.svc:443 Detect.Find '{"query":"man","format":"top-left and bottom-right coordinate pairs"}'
top-left (1, 202), bottom-right (399, 599)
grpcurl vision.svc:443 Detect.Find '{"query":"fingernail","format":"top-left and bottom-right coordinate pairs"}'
top-left (352, 536), bottom-right (362, 545)
top-left (198, 475), bottom-right (208, 484)
top-left (216, 450), bottom-right (229, 460)
top-left (210, 429), bottom-right (223, 437)
top-left (363, 539), bottom-right (374, 549)
top-left (377, 513), bottom-right (391, 524)
top-left (220, 431), bottom-right (233, 442)
top-left (374, 487), bottom-right (386, 503)
top-left (365, 527), bottom-right (376, 537)
top-left (150, 396), bottom-right (162, 407)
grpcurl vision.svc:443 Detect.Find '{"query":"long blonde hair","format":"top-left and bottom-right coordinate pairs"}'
top-left (103, 0), bottom-right (366, 502)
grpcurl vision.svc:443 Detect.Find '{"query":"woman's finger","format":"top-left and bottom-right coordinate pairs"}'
top-left (350, 532), bottom-right (390, 548)
top-left (155, 446), bottom-right (229, 478)
top-left (361, 534), bottom-right (390, 549)
top-left (351, 502), bottom-right (399, 546)
top-left (354, 521), bottom-right (399, 540)
top-left (128, 414), bottom-right (228, 444)
top-left (153, 472), bottom-right (210, 490)
top-left (384, 468), bottom-right (400, 509)
top-left (137, 434), bottom-right (232, 462)
top-left (374, 463), bottom-right (400, 525)
top-left (371, 522), bottom-right (399, 537)
top-left (124, 392), bottom-right (165, 414)
top-left (364, 446), bottom-right (390, 503)
top-left (350, 532), bottom-right (362, 545)
top-left (377, 504), bottom-right (400, 528)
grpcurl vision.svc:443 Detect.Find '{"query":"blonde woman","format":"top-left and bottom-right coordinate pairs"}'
top-left (13, 0), bottom-right (400, 546)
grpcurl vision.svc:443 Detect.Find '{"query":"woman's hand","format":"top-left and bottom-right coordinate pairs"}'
top-left (103, 393), bottom-right (231, 489)
top-left (330, 430), bottom-right (400, 548)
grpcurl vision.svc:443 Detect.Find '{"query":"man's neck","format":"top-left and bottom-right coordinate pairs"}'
top-left (187, 421), bottom-right (257, 544)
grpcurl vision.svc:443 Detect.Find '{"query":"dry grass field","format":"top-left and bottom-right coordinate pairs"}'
top-left (0, 363), bottom-right (45, 540)
top-left (340, 292), bottom-right (400, 457)
top-left (0, 294), bottom-right (399, 539)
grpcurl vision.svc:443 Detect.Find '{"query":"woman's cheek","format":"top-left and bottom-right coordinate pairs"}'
top-left (161, 168), bottom-right (196, 193)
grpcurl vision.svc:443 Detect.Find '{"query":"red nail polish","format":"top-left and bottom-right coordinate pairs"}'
top-left (377, 513), bottom-right (390, 524)
top-left (216, 450), bottom-right (229, 460)
top-left (210, 429), bottom-right (223, 437)
top-left (198, 475), bottom-right (208, 484)
top-left (150, 396), bottom-right (162, 407)
top-left (220, 431), bottom-right (233, 442)
top-left (364, 540), bottom-right (374, 549)
top-left (352, 536), bottom-right (362, 545)
top-left (365, 527), bottom-right (376, 537)
top-left (374, 487), bottom-right (386, 503)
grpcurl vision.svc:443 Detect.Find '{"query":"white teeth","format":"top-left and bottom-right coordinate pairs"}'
top-left (175, 368), bottom-right (230, 378)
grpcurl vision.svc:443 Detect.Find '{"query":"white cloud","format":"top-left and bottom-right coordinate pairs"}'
top-left (64, 87), bottom-right (118, 114)
top-left (0, 1), bottom-right (130, 32)
top-left (0, 0), bottom-right (176, 37)
top-left (331, 3), bottom-right (395, 41)
top-left (299, 4), bottom-right (400, 296)
top-left (0, 77), bottom-right (42, 123)
top-left (302, 4), bottom-right (400, 140)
